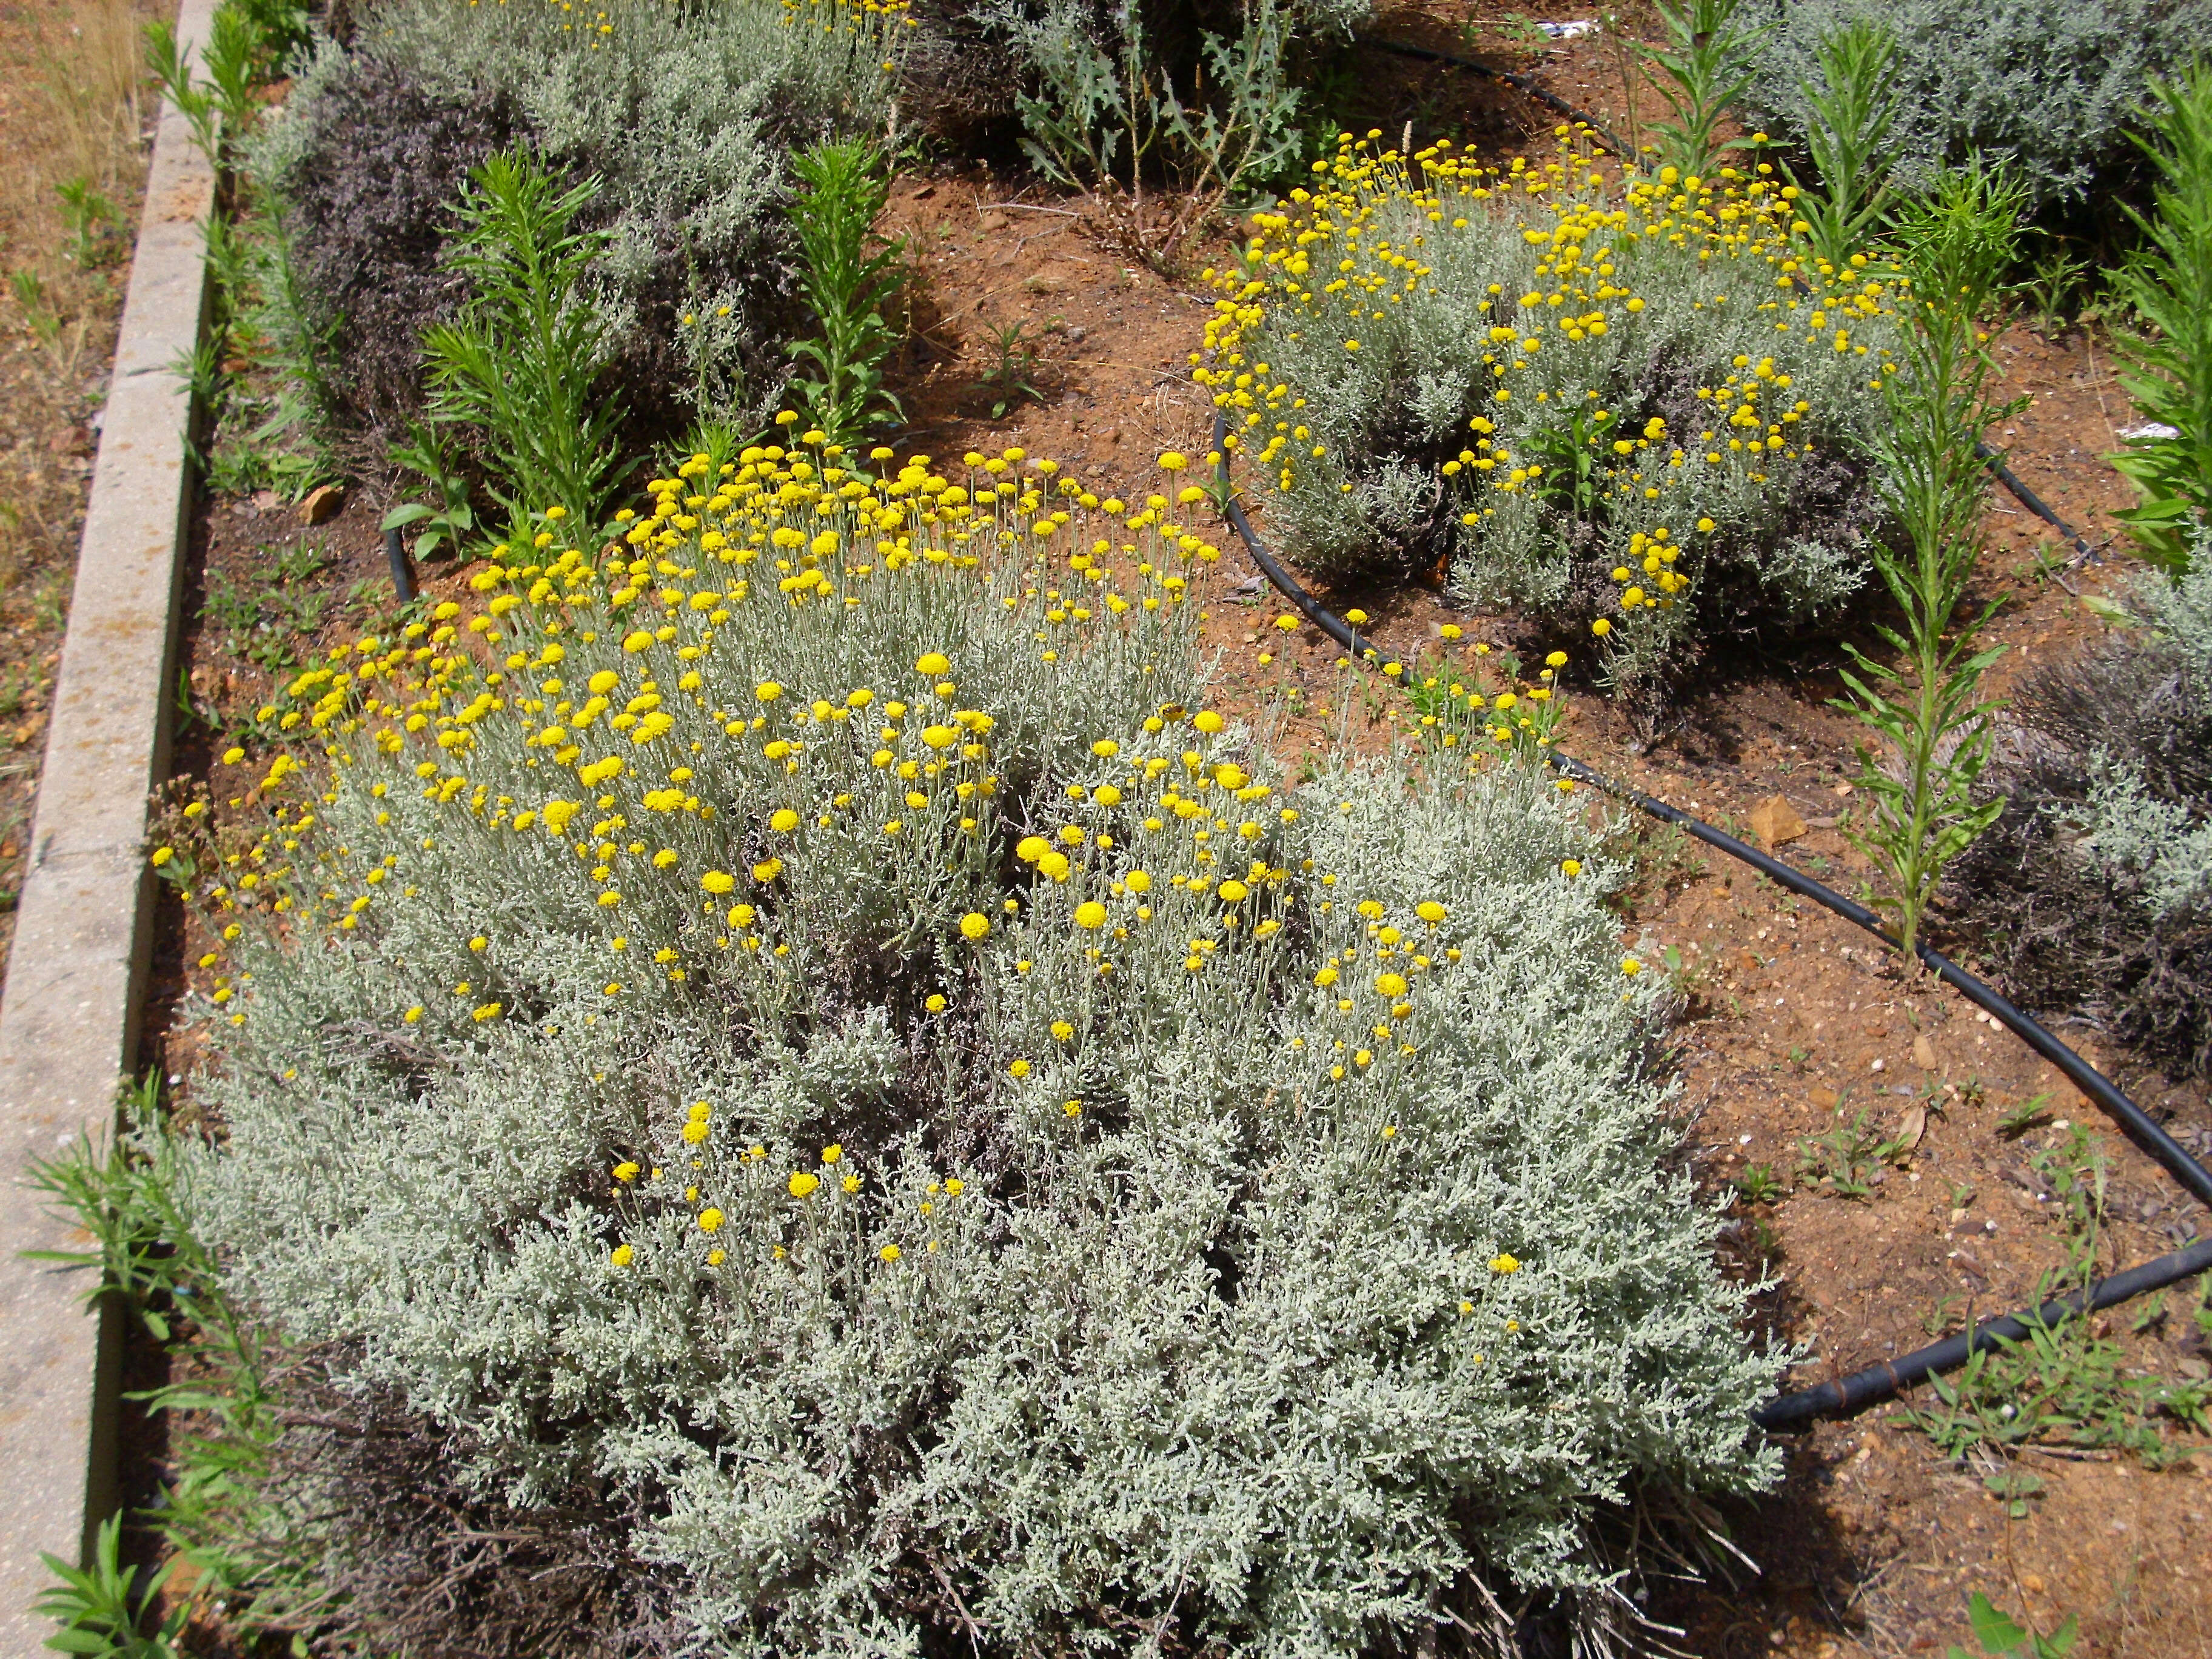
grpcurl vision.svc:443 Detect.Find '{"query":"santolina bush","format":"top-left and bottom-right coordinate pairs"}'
top-left (159, 435), bottom-right (1781, 1653)
top-left (1199, 132), bottom-right (1908, 695)
top-left (1744, 0), bottom-right (2212, 220)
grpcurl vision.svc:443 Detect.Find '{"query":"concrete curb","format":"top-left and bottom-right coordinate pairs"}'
top-left (0, 0), bottom-right (216, 1644)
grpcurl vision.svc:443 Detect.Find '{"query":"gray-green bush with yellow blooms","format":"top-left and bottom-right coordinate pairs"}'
top-left (164, 437), bottom-right (1781, 1654)
top-left (1202, 133), bottom-right (1908, 695)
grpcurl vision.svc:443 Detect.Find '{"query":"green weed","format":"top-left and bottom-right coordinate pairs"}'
top-left (381, 423), bottom-right (479, 561)
top-left (32, 1512), bottom-right (186, 1659)
top-left (973, 318), bottom-right (1047, 421)
top-left (1797, 1105), bottom-right (1905, 1200)
top-left (1996, 1092), bottom-right (2054, 1138)
top-left (1732, 1162), bottom-right (1784, 1205)
top-left (1946, 1591), bottom-right (2076, 1659)
top-left (1911, 1131), bottom-right (2205, 1467)
top-left (1636, 0), bottom-right (1773, 179)
top-left (1777, 18), bottom-right (1897, 273)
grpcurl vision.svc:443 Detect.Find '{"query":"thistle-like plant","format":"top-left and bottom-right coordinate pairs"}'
top-left (1780, 19), bottom-right (1899, 273)
top-left (786, 139), bottom-right (905, 447)
top-left (420, 150), bottom-right (632, 537)
top-left (1637, 0), bottom-right (1774, 180)
top-left (1834, 162), bottom-right (2025, 956)
top-left (2111, 64), bottom-right (2212, 577)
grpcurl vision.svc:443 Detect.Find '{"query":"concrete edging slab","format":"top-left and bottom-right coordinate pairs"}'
top-left (0, 0), bottom-right (217, 1644)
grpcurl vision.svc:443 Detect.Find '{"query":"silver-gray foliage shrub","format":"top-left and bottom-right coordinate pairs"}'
top-left (253, 0), bottom-right (902, 439)
top-left (166, 445), bottom-right (1779, 1654)
top-left (1205, 141), bottom-right (1906, 694)
top-left (1744, 0), bottom-right (2212, 216)
top-left (2076, 555), bottom-right (2212, 916)
top-left (1949, 535), bottom-right (2212, 1076)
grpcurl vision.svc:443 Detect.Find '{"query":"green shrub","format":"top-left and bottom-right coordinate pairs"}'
top-left (984, 0), bottom-right (1358, 220)
top-left (1201, 135), bottom-right (1906, 697)
top-left (786, 140), bottom-right (906, 447)
top-left (421, 150), bottom-right (634, 535)
top-left (1743, 0), bottom-right (2212, 219)
top-left (162, 440), bottom-right (1780, 1653)
top-left (2111, 64), bottom-right (2212, 575)
top-left (1949, 543), bottom-right (2212, 1077)
top-left (250, 0), bottom-right (905, 447)
top-left (1833, 163), bottom-right (2023, 957)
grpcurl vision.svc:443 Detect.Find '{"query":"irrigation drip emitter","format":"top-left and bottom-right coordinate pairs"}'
top-left (1204, 410), bottom-right (2212, 1430)
top-left (1353, 38), bottom-right (2108, 569)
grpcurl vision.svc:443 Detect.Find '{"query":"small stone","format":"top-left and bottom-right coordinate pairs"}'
top-left (1749, 795), bottom-right (1807, 847)
top-left (299, 483), bottom-right (343, 524)
top-left (1912, 1034), bottom-right (1937, 1070)
top-left (2022, 1574), bottom-right (2045, 1594)
top-left (1810, 1084), bottom-right (1840, 1110)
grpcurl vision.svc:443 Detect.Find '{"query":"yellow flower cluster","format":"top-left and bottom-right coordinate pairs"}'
top-left (164, 409), bottom-right (1619, 1292)
top-left (1192, 127), bottom-right (1904, 660)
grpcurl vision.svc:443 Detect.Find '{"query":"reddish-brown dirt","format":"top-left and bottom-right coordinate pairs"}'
top-left (144, 17), bottom-right (2210, 1659)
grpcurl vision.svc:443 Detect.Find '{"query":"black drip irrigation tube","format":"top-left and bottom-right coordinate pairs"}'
top-left (1976, 441), bottom-right (2102, 565)
top-left (1205, 410), bottom-right (2212, 1430)
top-left (1353, 38), bottom-right (2110, 569)
top-left (383, 525), bottom-right (417, 606)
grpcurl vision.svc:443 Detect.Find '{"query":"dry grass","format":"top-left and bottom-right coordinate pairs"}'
top-left (0, 0), bottom-right (156, 944)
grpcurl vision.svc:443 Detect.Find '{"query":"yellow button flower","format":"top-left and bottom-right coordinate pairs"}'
top-left (788, 1171), bottom-right (819, 1199)
top-left (1074, 901), bottom-right (1108, 930)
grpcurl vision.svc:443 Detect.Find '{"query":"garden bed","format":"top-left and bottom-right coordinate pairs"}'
top-left (55, 1), bottom-right (2212, 1655)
